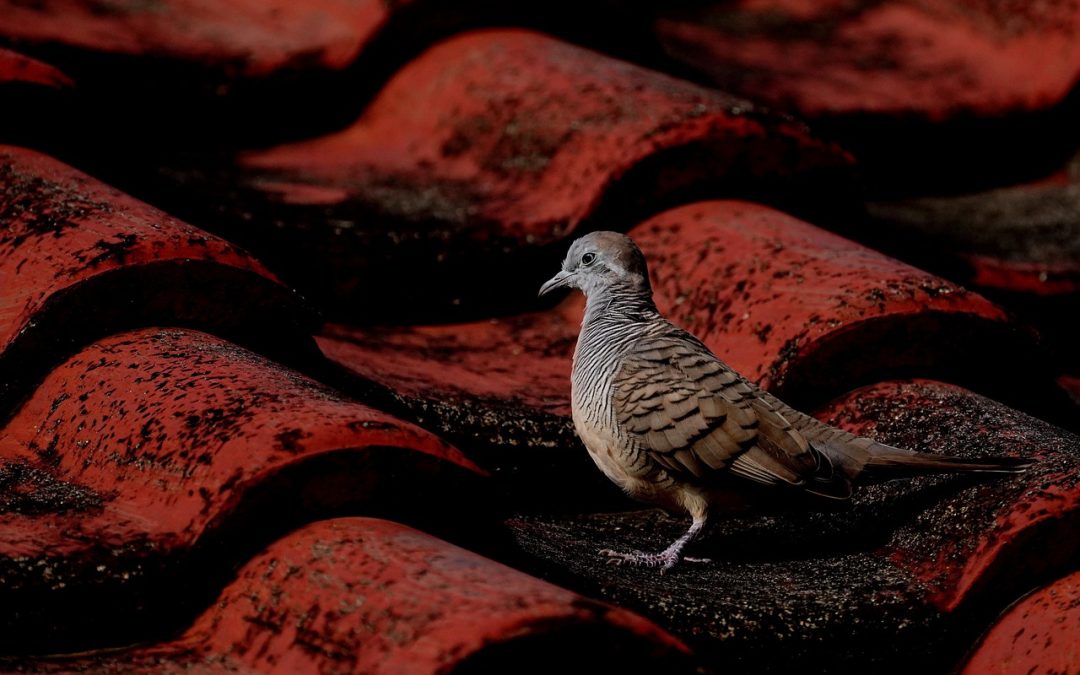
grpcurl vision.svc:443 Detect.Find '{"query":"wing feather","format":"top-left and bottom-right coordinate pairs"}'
top-left (612, 331), bottom-right (844, 495)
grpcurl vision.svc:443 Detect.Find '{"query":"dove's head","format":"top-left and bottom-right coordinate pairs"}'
top-left (539, 231), bottom-right (652, 299)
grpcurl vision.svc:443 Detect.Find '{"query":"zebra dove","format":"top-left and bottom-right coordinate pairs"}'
top-left (539, 231), bottom-right (1030, 571)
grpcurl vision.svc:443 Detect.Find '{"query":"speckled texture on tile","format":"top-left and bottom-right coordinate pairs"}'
top-left (656, 1), bottom-right (1080, 192)
top-left (962, 569), bottom-right (1080, 674)
top-left (155, 30), bottom-right (852, 322)
top-left (0, 145), bottom-right (318, 420)
top-left (0, 328), bottom-right (487, 654)
top-left (0, 518), bottom-right (694, 674)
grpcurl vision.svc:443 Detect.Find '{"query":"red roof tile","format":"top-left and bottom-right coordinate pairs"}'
top-left (962, 569), bottom-right (1080, 674)
top-left (0, 0), bottom-right (391, 78)
top-left (656, 1), bottom-right (1080, 121)
top-left (866, 148), bottom-right (1080, 298)
top-left (0, 3), bottom-right (1076, 671)
top-left (1, 518), bottom-right (691, 673)
top-left (154, 29), bottom-right (852, 320)
top-left (655, 1), bottom-right (1080, 196)
top-left (0, 145), bottom-right (317, 418)
top-left (817, 381), bottom-right (1080, 614)
top-left (0, 48), bottom-right (71, 88)
top-left (0, 328), bottom-right (482, 652)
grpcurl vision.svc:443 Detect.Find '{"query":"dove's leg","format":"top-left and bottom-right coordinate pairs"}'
top-left (601, 517), bottom-right (707, 572)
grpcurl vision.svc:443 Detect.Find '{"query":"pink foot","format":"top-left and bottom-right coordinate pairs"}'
top-left (599, 548), bottom-right (710, 572)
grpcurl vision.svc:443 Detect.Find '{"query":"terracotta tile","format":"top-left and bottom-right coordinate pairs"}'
top-left (0, 0), bottom-right (432, 148)
top-left (1, 5), bottom-right (1074, 669)
top-left (0, 328), bottom-right (483, 653)
top-left (0, 48), bottom-right (71, 89)
top-left (866, 147), bottom-right (1080, 298)
top-left (3, 0), bottom-right (396, 71)
top-left (864, 151), bottom-right (1080, 391)
top-left (160, 29), bottom-right (851, 321)
top-left (0, 517), bottom-right (692, 674)
top-left (817, 381), bottom-right (1080, 613)
top-left (656, 1), bottom-right (1080, 190)
top-left (961, 569), bottom-right (1080, 674)
top-left (0, 146), bottom-right (317, 420)
top-left (657, 1), bottom-right (1080, 120)
top-left (0, 51), bottom-right (74, 159)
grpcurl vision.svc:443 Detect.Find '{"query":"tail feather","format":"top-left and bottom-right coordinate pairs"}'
top-left (762, 391), bottom-right (1033, 480)
top-left (864, 449), bottom-right (1031, 475)
top-left (797, 420), bottom-right (1032, 478)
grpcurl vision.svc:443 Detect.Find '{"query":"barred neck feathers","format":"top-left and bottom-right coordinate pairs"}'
top-left (572, 286), bottom-right (666, 427)
top-left (582, 282), bottom-right (660, 326)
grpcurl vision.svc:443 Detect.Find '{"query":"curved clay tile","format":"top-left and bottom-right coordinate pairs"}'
top-left (0, 51), bottom-right (73, 154)
top-left (655, 1), bottom-right (1080, 191)
top-left (510, 379), bottom-right (1080, 672)
top-left (0, 146), bottom-right (317, 420)
top-left (864, 149), bottom-right (1080, 362)
top-left (0, 48), bottom-right (71, 88)
top-left (819, 382), bottom-right (1080, 615)
top-left (0, 518), bottom-right (694, 673)
top-left (657, 1), bottom-right (1080, 121)
top-left (0, 328), bottom-right (484, 653)
top-left (0, 0), bottom-right (652, 108)
top-left (0, 0), bottom-right (425, 146)
top-left (649, 3), bottom-right (1080, 385)
top-left (868, 176), bottom-right (1080, 296)
top-left (0, 0), bottom-right (392, 78)
top-left (165, 29), bottom-right (852, 321)
top-left (961, 569), bottom-right (1080, 674)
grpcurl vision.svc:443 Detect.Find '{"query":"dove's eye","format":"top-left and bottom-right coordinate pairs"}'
top-left (581, 252), bottom-right (597, 266)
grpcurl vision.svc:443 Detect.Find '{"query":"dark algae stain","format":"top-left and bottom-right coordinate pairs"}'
top-left (86, 233), bottom-right (140, 267)
top-left (0, 158), bottom-right (105, 250)
top-left (0, 461), bottom-right (104, 515)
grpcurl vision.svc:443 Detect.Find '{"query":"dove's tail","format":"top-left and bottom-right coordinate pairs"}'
top-left (862, 447), bottom-right (1032, 475)
top-left (804, 425), bottom-right (1032, 479)
top-left (760, 391), bottom-right (1033, 479)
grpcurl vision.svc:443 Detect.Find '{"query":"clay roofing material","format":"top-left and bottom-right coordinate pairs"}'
top-left (1, 2), bottom-right (1078, 673)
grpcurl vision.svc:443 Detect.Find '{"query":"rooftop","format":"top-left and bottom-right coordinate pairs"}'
top-left (1, 2), bottom-right (1078, 672)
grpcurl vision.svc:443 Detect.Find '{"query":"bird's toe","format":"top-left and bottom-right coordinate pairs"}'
top-left (599, 547), bottom-right (684, 571)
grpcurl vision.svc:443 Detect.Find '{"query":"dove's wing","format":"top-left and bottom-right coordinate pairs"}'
top-left (612, 331), bottom-right (851, 499)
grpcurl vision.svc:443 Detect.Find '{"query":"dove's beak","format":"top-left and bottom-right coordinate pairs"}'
top-left (538, 270), bottom-right (574, 297)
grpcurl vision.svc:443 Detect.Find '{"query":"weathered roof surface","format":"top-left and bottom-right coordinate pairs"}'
top-left (0, 327), bottom-right (485, 653)
top-left (961, 568), bottom-right (1080, 674)
top-left (147, 30), bottom-right (851, 322)
top-left (0, 146), bottom-right (318, 418)
top-left (0, 48), bottom-right (71, 89)
top-left (0, 518), bottom-right (693, 673)
top-left (656, 0), bottom-right (1080, 120)
top-left (863, 148), bottom-right (1080, 332)
top-left (512, 379), bottom-right (1080, 672)
top-left (0, 3), bottom-right (1077, 673)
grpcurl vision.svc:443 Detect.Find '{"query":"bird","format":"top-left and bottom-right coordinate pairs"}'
top-left (538, 231), bottom-right (1030, 572)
